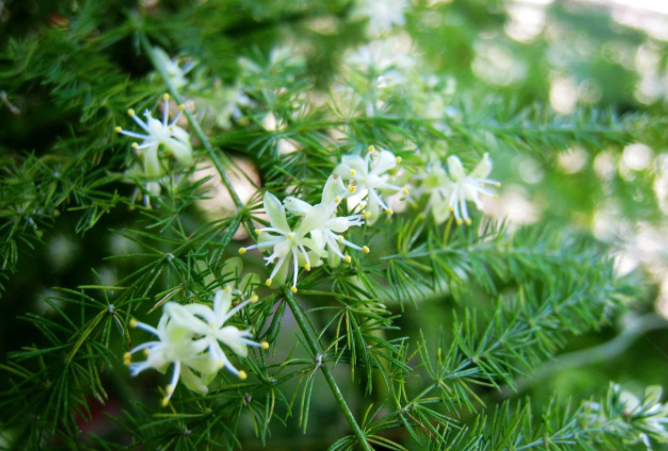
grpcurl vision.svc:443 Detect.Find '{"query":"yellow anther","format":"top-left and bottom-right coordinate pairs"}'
top-left (217, 360), bottom-right (224, 368)
top-left (161, 397), bottom-right (170, 407)
top-left (166, 384), bottom-right (174, 394)
top-left (261, 341), bottom-right (270, 350)
top-left (168, 125), bottom-right (174, 131)
top-left (130, 318), bottom-right (138, 328)
top-left (290, 286), bottom-right (298, 293)
top-left (495, 183), bottom-right (501, 188)
top-left (334, 197), bottom-right (341, 203)
top-left (238, 370), bottom-right (248, 380)
top-left (337, 235), bottom-right (344, 243)
top-left (396, 156), bottom-right (402, 164)
top-left (386, 209), bottom-right (394, 216)
top-left (344, 255), bottom-right (352, 263)
top-left (114, 126), bottom-right (122, 133)
top-left (350, 170), bottom-right (356, 176)
top-left (456, 219), bottom-right (463, 226)
top-left (287, 233), bottom-right (295, 239)
top-left (127, 109), bottom-right (135, 116)
top-left (123, 352), bottom-right (131, 365)
top-left (304, 263), bottom-right (311, 271)
top-left (403, 188), bottom-right (409, 195)
top-left (224, 286), bottom-right (232, 294)
top-left (250, 295), bottom-right (259, 303)
top-left (178, 104), bottom-right (186, 110)
top-left (348, 186), bottom-right (356, 193)
top-left (162, 93), bottom-right (170, 100)
top-left (362, 246), bottom-right (370, 254)
top-left (465, 219), bottom-right (472, 225)
top-left (448, 206), bottom-right (454, 212)
top-left (239, 247), bottom-right (247, 255)
top-left (143, 348), bottom-right (151, 356)
top-left (132, 142), bottom-right (139, 149)
top-left (418, 212), bottom-right (426, 220)
top-left (265, 279), bottom-right (273, 287)
top-left (363, 211), bottom-right (371, 219)
top-left (368, 145), bottom-right (375, 152)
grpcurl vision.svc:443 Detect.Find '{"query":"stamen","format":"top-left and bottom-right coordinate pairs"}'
top-left (261, 341), bottom-right (270, 350)
top-left (224, 286), bottom-right (232, 294)
top-left (350, 170), bottom-right (356, 176)
top-left (334, 197), bottom-right (341, 203)
top-left (348, 186), bottom-right (356, 193)
top-left (337, 235), bottom-right (344, 243)
top-left (265, 279), bottom-right (273, 287)
top-left (386, 209), bottom-right (394, 216)
top-left (290, 286), bottom-right (298, 293)
top-left (368, 145), bottom-right (375, 152)
top-left (363, 211), bottom-right (371, 219)
top-left (396, 156), bottom-right (402, 164)
top-left (115, 126), bottom-right (122, 133)
top-left (344, 255), bottom-right (351, 263)
top-left (238, 370), bottom-right (248, 380)
top-left (127, 109), bottom-right (135, 116)
top-left (255, 229), bottom-right (263, 235)
top-left (304, 263), bottom-right (311, 271)
top-left (403, 188), bottom-right (409, 195)
top-left (239, 247), bottom-right (247, 254)
top-left (362, 246), bottom-right (370, 253)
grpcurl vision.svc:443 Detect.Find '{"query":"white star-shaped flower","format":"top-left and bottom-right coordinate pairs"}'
top-left (443, 153), bottom-right (499, 225)
top-left (165, 287), bottom-right (268, 380)
top-left (334, 146), bottom-right (407, 225)
top-left (240, 192), bottom-right (325, 292)
top-left (115, 94), bottom-right (192, 179)
top-left (124, 314), bottom-right (218, 407)
top-left (284, 175), bottom-right (368, 267)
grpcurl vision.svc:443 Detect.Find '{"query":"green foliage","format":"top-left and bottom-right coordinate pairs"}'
top-left (0, 0), bottom-right (667, 450)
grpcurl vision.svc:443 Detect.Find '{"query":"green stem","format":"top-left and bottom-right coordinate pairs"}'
top-left (139, 33), bottom-right (245, 211)
top-left (283, 288), bottom-right (374, 451)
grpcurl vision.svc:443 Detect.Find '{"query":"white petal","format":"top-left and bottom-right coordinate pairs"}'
top-left (264, 192), bottom-right (290, 232)
top-left (284, 197), bottom-right (313, 216)
top-left (218, 326), bottom-right (249, 357)
top-left (447, 155), bottom-right (466, 181)
top-left (371, 150), bottom-right (397, 175)
top-left (471, 153), bottom-right (492, 179)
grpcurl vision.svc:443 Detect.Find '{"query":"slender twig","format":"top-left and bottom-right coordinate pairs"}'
top-left (139, 33), bottom-right (245, 211)
top-left (283, 288), bottom-right (374, 451)
top-left (500, 313), bottom-right (668, 399)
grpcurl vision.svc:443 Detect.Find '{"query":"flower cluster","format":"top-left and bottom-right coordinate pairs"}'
top-left (240, 146), bottom-right (499, 289)
top-left (115, 93), bottom-right (193, 198)
top-left (124, 286), bottom-right (267, 406)
top-left (240, 175), bottom-right (369, 292)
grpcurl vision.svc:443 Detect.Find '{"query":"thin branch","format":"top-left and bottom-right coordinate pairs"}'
top-left (139, 33), bottom-right (245, 211)
top-left (283, 288), bottom-right (375, 451)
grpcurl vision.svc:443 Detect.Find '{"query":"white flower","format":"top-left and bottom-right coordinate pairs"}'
top-left (240, 192), bottom-right (326, 292)
top-left (443, 153), bottom-right (499, 225)
top-left (334, 146), bottom-right (407, 225)
top-left (124, 314), bottom-right (218, 407)
top-left (165, 288), bottom-right (268, 379)
top-left (152, 47), bottom-right (194, 90)
top-left (351, 0), bottom-right (409, 37)
top-left (125, 287), bottom-right (267, 407)
top-left (115, 93), bottom-right (192, 179)
top-left (284, 175), bottom-right (368, 268)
